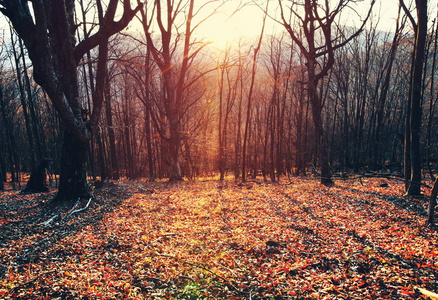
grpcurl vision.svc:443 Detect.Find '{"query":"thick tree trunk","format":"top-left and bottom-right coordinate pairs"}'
top-left (22, 158), bottom-right (52, 193)
top-left (55, 129), bottom-right (90, 202)
top-left (168, 124), bottom-right (183, 181)
top-left (308, 63), bottom-right (333, 186)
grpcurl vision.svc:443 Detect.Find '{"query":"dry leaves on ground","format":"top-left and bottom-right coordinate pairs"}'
top-left (0, 177), bottom-right (437, 299)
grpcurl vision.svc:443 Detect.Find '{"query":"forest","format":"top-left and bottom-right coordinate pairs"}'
top-left (0, 0), bottom-right (436, 193)
top-left (0, 0), bottom-right (438, 298)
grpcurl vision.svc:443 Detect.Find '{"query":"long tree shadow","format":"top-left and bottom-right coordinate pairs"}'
top-left (336, 181), bottom-right (428, 218)
top-left (271, 181), bottom-right (436, 293)
top-left (0, 181), bottom-right (137, 280)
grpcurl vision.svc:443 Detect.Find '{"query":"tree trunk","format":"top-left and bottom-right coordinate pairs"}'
top-left (22, 158), bottom-right (52, 193)
top-left (56, 129), bottom-right (90, 202)
top-left (104, 83), bottom-right (119, 180)
top-left (168, 121), bottom-right (183, 181)
top-left (0, 148), bottom-right (5, 190)
top-left (0, 167), bottom-right (4, 191)
top-left (96, 128), bottom-right (107, 181)
top-left (374, 20), bottom-right (401, 169)
top-left (218, 60), bottom-right (225, 181)
top-left (404, 101), bottom-right (412, 189)
top-left (20, 37), bottom-right (43, 161)
top-left (426, 21), bottom-right (437, 181)
top-left (308, 62), bottom-right (333, 186)
top-left (11, 30), bottom-right (36, 167)
top-left (242, 48), bottom-right (262, 182)
top-left (145, 107), bottom-right (155, 181)
top-left (427, 177), bottom-right (438, 226)
top-left (0, 85), bottom-right (20, 186)
top-left (407, 0), bottom-right (427, 196)
top-left (0, 0), bottom-right (141, 202)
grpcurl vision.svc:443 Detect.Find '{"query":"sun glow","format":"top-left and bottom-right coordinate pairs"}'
top-left (195, 0), bottom-right (410, 52)
top-left (198, 4), bottom-right (270, 50)
top-left (202, 13), bottom-right (240, 49)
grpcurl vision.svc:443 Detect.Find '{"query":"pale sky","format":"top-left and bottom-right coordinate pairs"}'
top-left (196, 0), bottom-right (404, 49)
top-left (0, 0), bottom-right (434, 49)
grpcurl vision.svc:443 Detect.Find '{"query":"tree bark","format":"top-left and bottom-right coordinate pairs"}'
top-left (308, 70), bottom-right (333, 186)
top-left (56, 129), bottom-right (89, 201)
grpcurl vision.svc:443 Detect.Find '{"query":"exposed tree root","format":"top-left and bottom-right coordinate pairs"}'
top-left (41, 197), bottom-right (93, 226)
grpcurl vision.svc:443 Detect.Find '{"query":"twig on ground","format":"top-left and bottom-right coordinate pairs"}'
top-left (41, 214), bottom-right (59, 226)
top-left (138, 185), bottom-right (155, 193)
top-left (416, 286), bottom-right (438, 299)
top-left (41, 197), bottom-right (93, 226)
top-left (63, 197), bottom-right (92, 220)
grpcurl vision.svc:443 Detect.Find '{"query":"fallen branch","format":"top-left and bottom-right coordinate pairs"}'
top-left (138, 185), bottom-right (155, 194)
top-left (41, 214), bottom-right (59, 226)
top-left (63, 197), bottom-right (92, 220)
top-left (416, 286), bottom-right (438, 299)
top-left (41, 197), bottom-right (93, 226)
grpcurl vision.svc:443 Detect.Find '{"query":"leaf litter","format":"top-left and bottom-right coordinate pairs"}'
top-left (0, 177), bottom-right (437, 299)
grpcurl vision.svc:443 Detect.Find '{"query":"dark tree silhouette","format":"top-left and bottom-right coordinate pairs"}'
top-left (0, 0), bottom-right (142, 202)
top-left (400, 0), bottom-right (428, 196)
top-left (22, 158), bottom-right (52, 193)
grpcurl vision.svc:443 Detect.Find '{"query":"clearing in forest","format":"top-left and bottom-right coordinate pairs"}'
top-left (0, 177), bottom-right (437, 299)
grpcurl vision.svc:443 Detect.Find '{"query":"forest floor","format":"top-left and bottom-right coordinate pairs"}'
top-left (0, 176), bottom-right (437, 299)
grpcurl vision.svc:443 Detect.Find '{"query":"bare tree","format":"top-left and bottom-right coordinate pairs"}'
top-left (400, 0), bottom-right (428, 196)
top-left (140, 0), bottom-right (219, 181)
top-left (277, 0), bottom-right (374, 185)
top-left (425, 19), bottom-right (438, 181)
top-left (217, 46), bottom-right (240, 181)
top-left (0, 0), bottom-right (142, 202)
top-left (241, 3), bottom-right (268, 182)
top-left (372, 8), bottom-right (405, 170)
